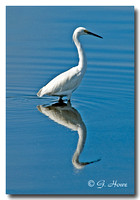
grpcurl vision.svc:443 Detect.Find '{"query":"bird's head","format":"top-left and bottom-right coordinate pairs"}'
top-left (73, 27), bottom-right (103, 39)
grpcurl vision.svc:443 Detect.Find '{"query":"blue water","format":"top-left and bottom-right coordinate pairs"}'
top-left (6, 6), bottom-right (134, 195)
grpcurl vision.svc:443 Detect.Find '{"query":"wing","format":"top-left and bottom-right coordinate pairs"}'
top-left (37, 67), bottom-right (82, 97)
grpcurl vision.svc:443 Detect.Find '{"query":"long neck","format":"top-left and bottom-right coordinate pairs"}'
top-left (72, 123), bottom-right (87, 169)
top-left (72, 123), bottom-right (101, 169)
top-left (74, 35), bottom-right (87, 74)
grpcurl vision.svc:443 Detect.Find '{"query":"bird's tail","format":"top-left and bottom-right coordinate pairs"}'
top-left (37, 88), bottom-right (43, 97)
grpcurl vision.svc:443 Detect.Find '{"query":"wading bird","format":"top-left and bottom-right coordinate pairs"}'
top-left (37, 103), bottom-right (101, 169)
top-left (37, 27), bottom-right (103, 102)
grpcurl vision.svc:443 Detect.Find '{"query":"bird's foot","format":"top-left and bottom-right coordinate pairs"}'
top-left (51, 98), bottom-right (66, 107)
top-left (58, 97), bottom-right (64, 104)
top-left (67, 99), bottom-right (71, 106)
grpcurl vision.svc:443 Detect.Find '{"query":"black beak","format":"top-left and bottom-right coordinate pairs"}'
top-left (84, 30), bottom-right (103, 39)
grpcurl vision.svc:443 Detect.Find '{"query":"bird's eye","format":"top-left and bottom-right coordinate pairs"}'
top-left (84, 30), bottom-right (88, 33)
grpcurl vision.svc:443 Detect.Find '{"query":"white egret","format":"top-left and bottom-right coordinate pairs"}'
top-left (37, 27), bottom-right (103, 102)
top-left (37, 103), bottom-right (101, 169)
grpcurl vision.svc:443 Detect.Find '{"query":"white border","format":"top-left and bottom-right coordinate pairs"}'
top-left (0, 1), bottom-right (139, 200)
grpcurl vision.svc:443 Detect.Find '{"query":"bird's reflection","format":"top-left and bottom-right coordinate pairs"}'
top-left (37, 102), bottom-right (100, 169)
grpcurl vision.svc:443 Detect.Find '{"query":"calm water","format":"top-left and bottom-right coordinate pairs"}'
top-left (6, 6), bottom-right (134, 194)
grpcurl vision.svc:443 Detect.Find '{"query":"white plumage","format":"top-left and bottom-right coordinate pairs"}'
top-left (37, 104), bottom-right (101, 169)
top-left (37, 27), bottom-right (102, 101)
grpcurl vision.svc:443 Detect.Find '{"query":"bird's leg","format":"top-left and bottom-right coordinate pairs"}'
top-left (67, 94), bottom-right (71, 106)
top-left (67, 99), bottom-right (71, 106)
top-left (58, 97), bottom-right (63, 104)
